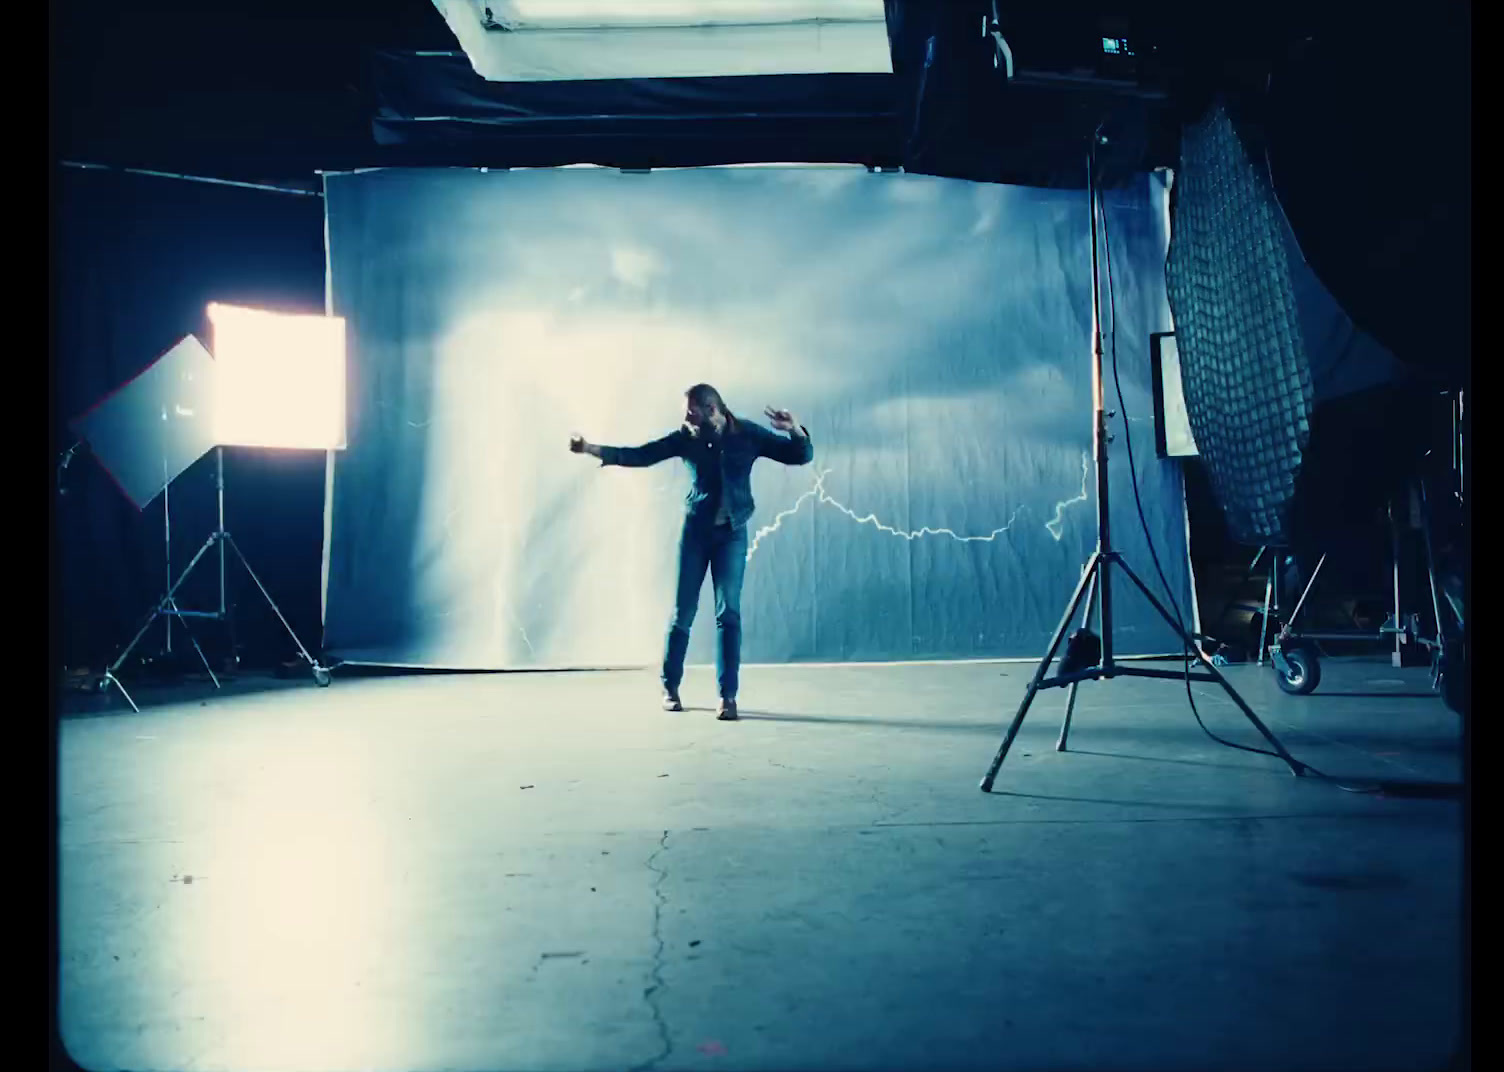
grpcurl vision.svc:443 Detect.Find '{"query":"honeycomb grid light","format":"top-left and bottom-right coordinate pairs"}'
top-left (1164, 103), bottom-right (1313, 547)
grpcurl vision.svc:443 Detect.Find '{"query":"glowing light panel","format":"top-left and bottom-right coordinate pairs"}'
top-left (491, 0), bottom-right (884, 28)
top-left (208, 304), bottom-right (347, 451)
top-left (435, 0), bottom-right (891, 81)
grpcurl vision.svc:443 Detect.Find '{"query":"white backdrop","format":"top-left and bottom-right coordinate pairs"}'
top-left (322, 166), bottom-right (1191, 669)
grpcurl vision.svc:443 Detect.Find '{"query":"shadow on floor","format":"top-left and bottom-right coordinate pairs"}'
top-left (734, 710), bottom-right (998, 734)
top-left (57, 672), bottom-right (314, 718)
top-left (1306, 691), bottom-right (1443, 699)
top-left (980, 789), bottom-right (1254, 812)
top-left (1062, 748), bottom-right (1287, 776)
top-left (1374, 779), bottom-right (1464, 800)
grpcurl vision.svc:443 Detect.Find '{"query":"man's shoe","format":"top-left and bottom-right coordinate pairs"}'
top-left (716, 699), bottom-right (739, 721)
top-left (662, 688), bottom-right (683, 712)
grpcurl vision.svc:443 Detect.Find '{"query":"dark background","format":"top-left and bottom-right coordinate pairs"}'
top-left (53, 168), bottom-right (328, 673)
top-left (51, 0), bottom-right (1470, 676)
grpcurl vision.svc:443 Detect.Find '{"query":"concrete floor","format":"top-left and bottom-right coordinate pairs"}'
top-left (58, 658), bottom-right (1465, 1071)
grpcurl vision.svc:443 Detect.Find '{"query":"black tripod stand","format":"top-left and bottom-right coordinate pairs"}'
top-left (100, 447), bottom-right (333, 712)
top-left (979, 136), bottom-right (1308, 792)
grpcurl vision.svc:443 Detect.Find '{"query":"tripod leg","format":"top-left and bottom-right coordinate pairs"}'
top-left (100, 671), bottom-right (140, 713)
top-left (1057, 568), bottom-right (1100, 753)
top-left (165, 599), bottom-right (220, 689)
top-left (1389, 501), bottom-right (1403, 668)
top-left (106, 601), bottom-right (169, 681)
top-left (1058, 683), bottom-right (1081, 752)
top-left (1114, 557), bottom-right (1306, 776)
top-left (106, 533), bottom-right (222, 681)
top-left (981, 552), bottom-right (1100, 792)
top-left (1418, 480), bottom-right (1445, 660)
top-left (223, 535), bottom-right (322, 670)
top-left (1257, 558), bottom-right (1274, 667)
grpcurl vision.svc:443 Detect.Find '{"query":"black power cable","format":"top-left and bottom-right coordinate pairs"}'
top-left (1094, 175), bottom-right (1379, 795)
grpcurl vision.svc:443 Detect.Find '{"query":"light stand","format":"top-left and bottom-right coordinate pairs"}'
top-left (979, 135), bottom-right (1308, 792)
top-left (100, 447), bottom-right (332, 712)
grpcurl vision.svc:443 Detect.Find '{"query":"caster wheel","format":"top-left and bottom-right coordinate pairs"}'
top-left (313, 666), bottom-right (332, 687)
top-left (1275, 645), bottom-right (1321, 695)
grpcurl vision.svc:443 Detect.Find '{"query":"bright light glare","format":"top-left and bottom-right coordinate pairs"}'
top-left (208, 304), bottom-right (347, 451)
top-left (444, 0), bottom-right (891, 80)
top-left (494, 0), bottom-right (883, 29)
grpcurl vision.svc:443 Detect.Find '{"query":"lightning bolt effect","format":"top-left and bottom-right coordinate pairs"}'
top-left (1044, 453), bottom-right (1092, 542)
top-left (745, 458), bottom-right (1095, 563)
top-left (746, 483), bottom-right (823, 561)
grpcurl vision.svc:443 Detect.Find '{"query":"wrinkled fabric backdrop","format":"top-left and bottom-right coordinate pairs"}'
top-left (322, 166), bottom-right (1190, 668)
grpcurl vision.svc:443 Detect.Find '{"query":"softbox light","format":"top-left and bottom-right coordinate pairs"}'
top-left (207, 303), bottom-right (347, 451)
top-left (70, 307), bottom-right (346, 511)
top-left (1165, 102), bottom-right (1313, 547)
top-left (68, 335), bottom-right (219, 510)
top-left (79, 303), bottom-right (345, 709)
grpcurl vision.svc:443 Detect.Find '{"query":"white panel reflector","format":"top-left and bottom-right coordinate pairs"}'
top-left (208, 304), bottom-right (348, 451)
top-left (68, 335), bottom-right (219, 509)
top-left (1157, 334), bottom-right (1200, 458)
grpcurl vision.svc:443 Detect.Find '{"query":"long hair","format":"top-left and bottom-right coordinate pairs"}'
top-left (685, 383), bottom-right (734, 426)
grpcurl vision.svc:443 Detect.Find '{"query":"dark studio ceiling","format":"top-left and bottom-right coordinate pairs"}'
top-left (51, 1), bottom-right (1470, 380)
top-left (49, 0), bottom-right (1301, 183)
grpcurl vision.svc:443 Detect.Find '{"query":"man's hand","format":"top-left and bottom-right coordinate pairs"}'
top-left (569, 435), bottom-right (598, 457)
top-left (764, 407), bottom-right (803, 435)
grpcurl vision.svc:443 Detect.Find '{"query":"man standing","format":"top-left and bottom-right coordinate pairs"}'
top-left (570, 384), bottom-right (813, 720)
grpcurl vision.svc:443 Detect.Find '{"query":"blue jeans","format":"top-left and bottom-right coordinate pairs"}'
top-left (662, 518), bottom-right (748, 701)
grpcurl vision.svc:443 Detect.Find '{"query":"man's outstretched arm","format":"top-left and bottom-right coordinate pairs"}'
top-left (758, 407), bottom-right (814, 466)
top-left (570, 431), bottom-right (685, 468)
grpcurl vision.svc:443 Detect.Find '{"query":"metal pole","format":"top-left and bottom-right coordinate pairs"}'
top-left (1390, 500), bottom-right (1403, 668)
top-left (981, 553), bottom-right (1101, 791)
top-left (1088, 138), bottom-right (1114, 674)
top-left (976, 127), bottom-right (1301, 790)
top-left (1258, 557), bottom-right (1274, 667)
top-left (164, 474), bottom-right (172, 655)
top-left (103, 529), bottom-right (223, 708)
top-left (1418, 480), bottom-right (1445, 660)
top-left (1449, 393), bottom-right (1461, 505)
top-left (1286, 554), bottom-right (1326, 629)
top-left (217, 447), bottom-right (227, 616)
top-left (225, 534), bottom-right (321, 669)
top-left (1057, 568), bottom-right (1099, 752)
top-left (1452, 394), bottom-right (1458, 478)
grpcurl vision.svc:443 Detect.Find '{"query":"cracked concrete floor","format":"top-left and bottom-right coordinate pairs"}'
top-left (58, 659), bottom-right (1465, 1071)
